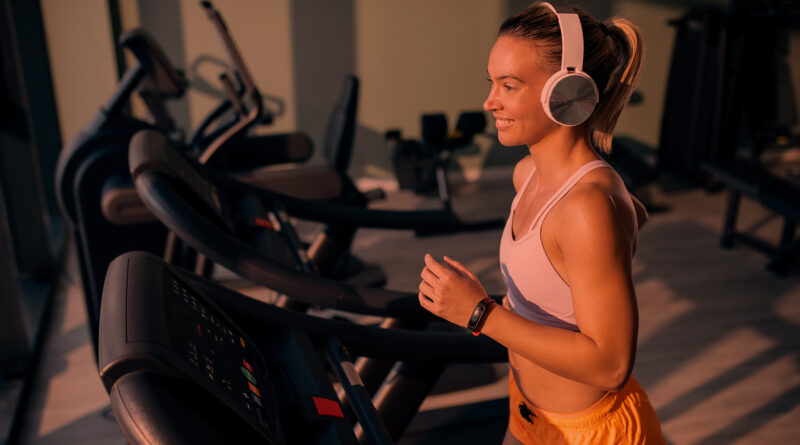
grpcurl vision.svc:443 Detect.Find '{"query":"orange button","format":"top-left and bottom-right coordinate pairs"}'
top-left (248, 381), bottom-right (261, 398)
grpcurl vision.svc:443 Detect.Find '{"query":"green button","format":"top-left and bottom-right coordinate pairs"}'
top-left (241, 366), bottom-right (257, 385)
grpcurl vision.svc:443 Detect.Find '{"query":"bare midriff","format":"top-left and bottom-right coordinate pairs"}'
top-left (509, 350), bottom-right (608, 414)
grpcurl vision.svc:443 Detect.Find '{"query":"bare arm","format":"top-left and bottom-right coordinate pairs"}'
top-left (419, 186), bottom-right (637, 391)
top-left (630, 192), bottom-right (649, 230)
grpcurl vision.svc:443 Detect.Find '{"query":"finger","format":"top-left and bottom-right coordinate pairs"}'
top-left (419, 281), bottom-right (435, 298)
top-left (421, 257), bottom-right (440, 279)
top-left (424, 253), bottom-right (450, 278)
top-left (420, 268), bottom-right (439, 286)
top-left (443, 255), bottom-right (476, 280)
top-left (418, 291), bottom-right (434, 309)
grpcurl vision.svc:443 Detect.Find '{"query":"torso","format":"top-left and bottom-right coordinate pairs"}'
top-left (503, 156), bottom-right (638, 413)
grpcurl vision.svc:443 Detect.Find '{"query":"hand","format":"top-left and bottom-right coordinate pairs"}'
top-left (418, 253), bottom-right (489, 328)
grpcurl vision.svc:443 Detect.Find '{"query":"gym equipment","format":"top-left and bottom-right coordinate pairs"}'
top-left (127, 128), bottom-right (511, 439)
top-left (700, 3), bottom-right (800, 274)
top-left (54, 28), bottom-right (187, 354)
top-left (601, 8), bottom-right (731, 208)
top-left (539, 2), bottom-right (599, 127)
top-left (128, 128), bottom-right (508, 319)
top-left (98, 251), bottom-right (507, 444)
top-left (658, 8), bottom-right (728, 184)
top-left (54, 1), bottom-right (312, 355)
top-left (100, 252), bottom-right (373, 444)
top-left (605, 7), bottom-right (731, 190)
top-left (386, 111), bottom-right (505, 236)
top-left (388, 111), bottom-right (484, 196)
top-left (129, 127), bottom-right (512, 298)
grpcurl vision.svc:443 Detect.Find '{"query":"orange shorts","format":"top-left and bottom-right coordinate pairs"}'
top-left (508, 371), bottom-right (665, 444)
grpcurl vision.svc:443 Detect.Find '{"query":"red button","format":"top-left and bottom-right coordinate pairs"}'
top-left (312, 397), bottom-right (344, 419)
top-left (253, 217), bottom-right (274, 230)
top-left (242, 358), bottom-right (254, 374)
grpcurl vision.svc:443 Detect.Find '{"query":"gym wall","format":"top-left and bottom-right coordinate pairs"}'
top-left (40, 0), bottom-right (118, 151)
top-left (41, 0), bottom-right (791, 179)
top-left (613, 0), bottom-right (683, 149)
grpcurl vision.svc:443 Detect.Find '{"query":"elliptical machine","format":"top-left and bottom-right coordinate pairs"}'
top-left (54, 1), bottom-right (310, 355)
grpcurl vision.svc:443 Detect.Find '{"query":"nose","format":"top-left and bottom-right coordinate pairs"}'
top-left (483, 87), bottom-right (499, 112)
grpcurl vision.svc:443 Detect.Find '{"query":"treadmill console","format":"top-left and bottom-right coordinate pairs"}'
top-left (99, 252), bottom-right (280, 443)
top-left (165, 271), bottom-right (276, 428)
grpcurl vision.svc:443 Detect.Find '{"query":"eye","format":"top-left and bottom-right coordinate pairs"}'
top-left (503, 83), bottom-right (515, 92)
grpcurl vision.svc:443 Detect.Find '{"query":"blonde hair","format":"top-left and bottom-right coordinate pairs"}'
top-left (498, 2), bottom-right (645, 153)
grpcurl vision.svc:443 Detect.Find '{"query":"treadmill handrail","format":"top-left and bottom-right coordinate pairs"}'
top-left (134, 171), bottom-right (437, 321)
top-left (129, 131), bottom-right (505, 318)
top-left (120, 251), bottom-right (508, 363)
top-left (131, 129), bottom-right (467, 231)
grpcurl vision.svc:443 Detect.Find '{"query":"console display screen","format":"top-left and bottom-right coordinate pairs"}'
top-left (165, 274), bottom-right (277, 433)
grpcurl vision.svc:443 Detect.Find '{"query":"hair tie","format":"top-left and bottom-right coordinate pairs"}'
top-left (599, 22), bottom-right (610, 35)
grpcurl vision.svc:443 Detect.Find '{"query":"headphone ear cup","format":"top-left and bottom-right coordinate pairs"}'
top-left (541, 71), bottom-right (599, 126)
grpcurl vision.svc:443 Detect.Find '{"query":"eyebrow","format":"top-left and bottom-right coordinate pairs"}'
top-left (486, 73), bottom-right (525, 83)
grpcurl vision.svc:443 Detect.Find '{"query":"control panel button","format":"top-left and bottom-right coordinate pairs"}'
top-left (248, 381), bottom-right (261, 398)
top-left (312, 397), bottom-right (344, 419)
top-left (241, 366), bottom-right (257, 385)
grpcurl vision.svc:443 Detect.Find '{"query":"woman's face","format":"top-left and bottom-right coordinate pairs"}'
top-left (483, 36), bottom-right (556, 147)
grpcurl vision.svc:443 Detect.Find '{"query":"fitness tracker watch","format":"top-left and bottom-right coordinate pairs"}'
top-left (468, 297), bottom-right (496, 336)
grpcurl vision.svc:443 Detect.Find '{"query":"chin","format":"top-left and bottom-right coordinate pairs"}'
top-left (497, 132), bottom-right (525, 148)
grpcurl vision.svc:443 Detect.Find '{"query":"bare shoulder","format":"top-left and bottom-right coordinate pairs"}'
top-left (558, 178), bottom-right (617, 227)
top-left (553, 168), bottom-right (638, 247)
top-left (580, 166), bottom-right (648, 231)
top-left (512, 155), bottom-right (535, 192)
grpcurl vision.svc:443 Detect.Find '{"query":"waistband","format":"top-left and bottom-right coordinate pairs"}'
top-left (510, 370), bottom-right (636, 430)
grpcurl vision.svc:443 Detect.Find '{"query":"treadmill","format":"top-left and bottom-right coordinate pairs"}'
top-left (99, 251), bottom-right (508, 444)
top-left (125, 128), bottom-right (512, 441)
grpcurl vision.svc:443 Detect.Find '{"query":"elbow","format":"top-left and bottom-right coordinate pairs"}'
top-left (603, 369), bottom-right (631, 393)
top-left (598, 358), bottom-right (633, 392)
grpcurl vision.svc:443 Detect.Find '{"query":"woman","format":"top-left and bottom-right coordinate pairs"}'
top-left (418, 2), bottom-right (665, 443)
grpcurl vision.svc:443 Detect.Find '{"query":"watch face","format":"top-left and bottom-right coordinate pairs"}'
top-left (471, 311), bottom-right (481, 325)
top-left (469, 301), bottom-right (487, 331)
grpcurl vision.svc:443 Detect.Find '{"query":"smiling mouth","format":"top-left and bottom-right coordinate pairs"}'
top-left (495, 118), bottom-right (514, 127)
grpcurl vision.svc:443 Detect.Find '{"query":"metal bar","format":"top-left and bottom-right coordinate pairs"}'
top-left (325, 338), bottom-right (393, 445)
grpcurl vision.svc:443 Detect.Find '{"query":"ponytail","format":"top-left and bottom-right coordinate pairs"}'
top-left (589, 18), bottom-right (645, 154)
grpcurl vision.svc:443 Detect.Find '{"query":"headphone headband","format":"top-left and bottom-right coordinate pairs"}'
top-left (540, 2), bottom-right (584, 72)
top-left (538, 2), bottom-right (599, 126)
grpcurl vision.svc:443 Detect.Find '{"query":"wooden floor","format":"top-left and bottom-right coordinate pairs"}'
top-left (8, 172), bottom-right (800, 444)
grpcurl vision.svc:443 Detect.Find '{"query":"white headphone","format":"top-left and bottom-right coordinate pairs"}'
top-left (539, 2), bottom-right (599, 126)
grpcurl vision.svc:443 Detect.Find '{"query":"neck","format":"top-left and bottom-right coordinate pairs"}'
top-left (527, 125), bottom-right (598, 188)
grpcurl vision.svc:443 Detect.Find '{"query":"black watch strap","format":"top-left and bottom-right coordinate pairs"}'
top-left (467, 297), bottom-right (495, 336)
